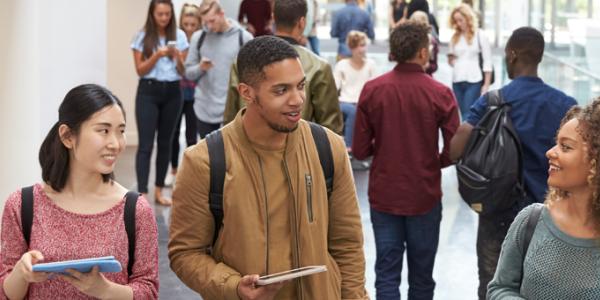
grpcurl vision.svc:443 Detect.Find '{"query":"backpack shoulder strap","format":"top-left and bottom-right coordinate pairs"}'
top-left (522, 204), bottom-right (543, 258)
top-left (124, 191), bottom-right (139, 277)
top-left (206, 130), bottom-right (225, 247)
top-left (309, 122), bottom-right (334, 198)
top-left (21, 186), bottom-right (34, 246)
top-left (486, 89), bottom-right (502, 107)
top-left (196, 30), bottom-right (207, 56)
top-left (238, 29), bottom-right (244, 47)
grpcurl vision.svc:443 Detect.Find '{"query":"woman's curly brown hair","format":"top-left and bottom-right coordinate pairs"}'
top-left (547, 98), bottom-right (600, 233)
top-left (389, 21), bottom-right (430, 63)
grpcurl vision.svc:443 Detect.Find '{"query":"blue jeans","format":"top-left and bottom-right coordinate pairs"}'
top-left (340, 102), bottom-right (357, 148)
top-left (308, 35), bottom-right (320, 56)
top-left (452, 81), bottom-right (482, 120)
top-left (371, 202), bottom-right (442, 300)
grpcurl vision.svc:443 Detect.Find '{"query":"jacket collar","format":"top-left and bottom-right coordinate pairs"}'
top-left (231, 108), bottom-right (301, 156)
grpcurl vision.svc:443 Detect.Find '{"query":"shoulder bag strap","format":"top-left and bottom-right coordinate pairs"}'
top-left (21, 186), bottom-right (34, 246)
top-left (124, 191), bottom-right (139, 277)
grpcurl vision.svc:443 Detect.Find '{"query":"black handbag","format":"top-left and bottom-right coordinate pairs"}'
top-left (477, 31), bottom-right (495, 84)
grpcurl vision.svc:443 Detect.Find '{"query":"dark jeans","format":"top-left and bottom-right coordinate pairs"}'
top-left (452, 81), bottom-right (482, 120)
top-left (135, 79), bottom-right (183, 193)
top-left (171, 100), bottom-right (198, 168)
top-left (197, 118), bottom-right (220, 139)
top-left (371, 202), bottom-right (442, 300)
top-left (477, 210), bottom-right (517, 300)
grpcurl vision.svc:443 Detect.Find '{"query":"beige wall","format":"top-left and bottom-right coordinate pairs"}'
top-left (0, 0), bottom-right (42, 203)
top-left (0, 0), bottom-right (233, 210)
top-left (0, 0), bottom-right (107, 205)
top-left (107, 0), bottom-right (147, 145)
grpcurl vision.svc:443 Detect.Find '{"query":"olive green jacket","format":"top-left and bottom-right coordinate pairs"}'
top-left (223, 37), bottom-right (344, 135)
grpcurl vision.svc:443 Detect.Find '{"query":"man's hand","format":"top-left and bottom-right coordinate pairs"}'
top-left (199, 57), bottom-right (213, 71)
top-left (450, 123), bottom-right (474, 162)
top-left (480, 84), bottom-right (490, 96)
top-left (237, 274), bottom-right (286, 300)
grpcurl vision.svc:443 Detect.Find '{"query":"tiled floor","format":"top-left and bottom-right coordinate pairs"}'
top-left (114, 148), bottom-right (480, 300)
top-left (113, 40), bottom-right (492, 299)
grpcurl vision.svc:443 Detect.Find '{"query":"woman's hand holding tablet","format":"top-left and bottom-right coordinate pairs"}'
top-left (32, 256), bottom-right (122, 274)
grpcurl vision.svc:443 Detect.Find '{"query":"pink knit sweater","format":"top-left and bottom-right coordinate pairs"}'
top-left (0, 184), bottom-right (159, 299)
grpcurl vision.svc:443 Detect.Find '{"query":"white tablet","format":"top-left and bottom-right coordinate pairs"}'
top-left (255, 265), bottom-right (327, 286)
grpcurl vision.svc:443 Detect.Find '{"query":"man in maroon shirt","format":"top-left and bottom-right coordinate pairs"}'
top-left (353, 22), bottom-right (459, 299)
top-left (238, 0), bottom-right (273, 36)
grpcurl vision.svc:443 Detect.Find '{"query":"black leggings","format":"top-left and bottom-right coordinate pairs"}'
top-left (171, 100), bottom-right (198, 168)
top-left (135, 79), bottom-right (183, 193)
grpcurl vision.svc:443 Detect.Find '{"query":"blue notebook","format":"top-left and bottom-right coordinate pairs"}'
top-left (32, 256), bottom-right (122, 274)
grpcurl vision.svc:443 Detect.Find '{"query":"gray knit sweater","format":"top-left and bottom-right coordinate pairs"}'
top-left (488, 203), bottom-right (600, 299)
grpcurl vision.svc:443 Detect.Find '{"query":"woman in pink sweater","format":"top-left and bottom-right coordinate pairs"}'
top-left (0, 84), bottom-right (158, 299)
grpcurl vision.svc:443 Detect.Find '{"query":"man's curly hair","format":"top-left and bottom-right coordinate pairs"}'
top-left (547, 98), bottom-right (600, 233)
top-left (389, 21), bottom-right (430, 63)
top-left (237, 36), bottom-right (299, 87)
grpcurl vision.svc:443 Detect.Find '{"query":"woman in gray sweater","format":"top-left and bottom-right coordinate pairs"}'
top-left (488, 98), bottom-right (600, 299)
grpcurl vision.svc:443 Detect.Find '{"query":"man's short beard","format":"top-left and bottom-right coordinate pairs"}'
top-left (267, 120), bottom-right (298, 133)
top-left (255, 95), bottom-right (299, 133)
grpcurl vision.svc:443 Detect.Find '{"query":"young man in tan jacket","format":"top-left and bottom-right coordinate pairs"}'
top-left (169, 36), bottom-right (368, 299)
top-left (223, 0), bottom-right (343, 135)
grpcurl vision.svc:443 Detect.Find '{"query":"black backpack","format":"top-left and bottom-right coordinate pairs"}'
top-left (456, 89), bottom-right (525, 215)
top-left (20, 186), bottom-right (139, 276)
top-left (205, 122), bottom-right (334, 247)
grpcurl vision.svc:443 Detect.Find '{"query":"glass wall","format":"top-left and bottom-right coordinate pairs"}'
top-left (318, 0), bottom-right (600, 94)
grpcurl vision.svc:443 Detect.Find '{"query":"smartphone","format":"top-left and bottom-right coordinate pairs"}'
top-left (167, 41), bottom-right (177, 48)
top-left (255, 265), bottom-right (327, 286)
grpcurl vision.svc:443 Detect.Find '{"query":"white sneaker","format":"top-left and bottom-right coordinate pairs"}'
top-left (164, 172), bottom-right (176, 187)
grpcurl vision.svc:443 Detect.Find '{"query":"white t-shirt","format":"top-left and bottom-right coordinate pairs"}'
top-left (333, 58), bottom-right (376, 104)
top-left (449, 30), bottom-right (492, 83)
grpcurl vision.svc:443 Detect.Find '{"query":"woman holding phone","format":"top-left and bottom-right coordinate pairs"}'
top-left (448, 3), bottom-right (491, 120)
top-left (131, 0), bottom-right (188, 205)
top-left (0, 84), bottom-right (158, 299)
